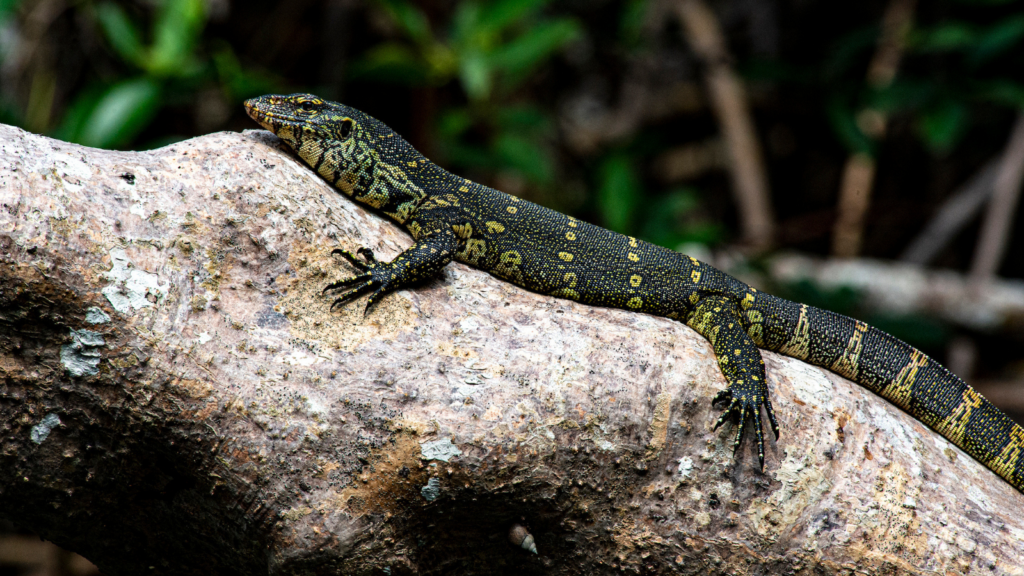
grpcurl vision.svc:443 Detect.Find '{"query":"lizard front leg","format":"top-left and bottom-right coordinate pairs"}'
top-left (687, 295), bottom-right (780, 470)
top-left (324, 218), bottom-right (458, 312)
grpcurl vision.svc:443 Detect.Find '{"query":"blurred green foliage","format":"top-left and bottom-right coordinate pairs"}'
top-left (0, 0), bottom-right (1019, 262)
top-left (3, 0), bottom-right (278, 149)
top-left (354, 0), bottom-right (581, 101)
top-left (354, 0), bottom-right (717, 248)
top-left (353, 0), bottom-right (578, 195)
top-left (822, 2), bottom-right (1024, 157)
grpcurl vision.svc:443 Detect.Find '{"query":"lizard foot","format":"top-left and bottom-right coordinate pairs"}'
top-left (712, 381), bottom-right (780, 471)
top-left (323, 247), bottom-right (392, 313)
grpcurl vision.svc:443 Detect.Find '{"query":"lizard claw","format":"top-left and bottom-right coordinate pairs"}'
top-left (331, 248), bottom-right (374, 271)
top-left (325, 246), bottom-right (394, 312)
top-left (322, 273), bottom-right (372, 295)
top-left (712, 383), bottom-right (777, 471)
top-left (356, 247), bottom-right (377, 264)
top-left (329, 279), bottom-right (377, 311)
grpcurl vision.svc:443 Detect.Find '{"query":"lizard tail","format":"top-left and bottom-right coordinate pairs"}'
top-left (754, 295), bottom-right (1024, 493)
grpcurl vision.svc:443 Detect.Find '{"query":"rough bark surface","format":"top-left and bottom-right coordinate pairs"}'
top-left (0, 125), bottom-right (1022, 576)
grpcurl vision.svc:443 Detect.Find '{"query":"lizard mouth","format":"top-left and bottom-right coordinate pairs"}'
top-left (244, 95), bottom-right (302, 134)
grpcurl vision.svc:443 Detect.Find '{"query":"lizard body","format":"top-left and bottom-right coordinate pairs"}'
top-left (245, 93), bottom-right (1024, 494)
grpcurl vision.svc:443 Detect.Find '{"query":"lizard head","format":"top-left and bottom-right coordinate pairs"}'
top-left (244, 93), bottom-right (431, 219)
top-left (244, 93), bottom-right (381, 196)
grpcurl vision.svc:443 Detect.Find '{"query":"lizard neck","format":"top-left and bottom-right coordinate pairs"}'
top-left (309, 132), bottom-right (441, 225)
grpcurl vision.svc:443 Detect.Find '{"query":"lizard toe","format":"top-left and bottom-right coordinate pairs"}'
top-left (323, 273), bottom-right (372, 295)
top-left (329, 280), bottom-right (377, 311)
top-left (332, 248), bottom-right (370, 271)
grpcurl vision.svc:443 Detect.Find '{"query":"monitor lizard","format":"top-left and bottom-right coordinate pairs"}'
top-left (244, 93), bottom-right (1024, 494)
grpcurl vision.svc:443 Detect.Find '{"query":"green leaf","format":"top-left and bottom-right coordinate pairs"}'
top-left (349, 43), bottom-right (431, 85)
top-left (488, 18), bottom-right (580, 89)
top-left (638, 188), bottom-right (706, 247)
top-left (916, 100), bottom-right (968, 155)
top-left (825, 96), bottom-right (874, 155)
top-left (459, 50), bottom-right (492, 101)
top-left (493, 133), bottom-right (554, 184)
top-left (495, 104), bottom-right (551, 133)
top-left (619, 0), bottom-right (649, 47)
top-left (378, 0), bottom-right (432, 45)
top-left (0, 0), bottom-right (20, 17)
top-left (976, 79), bottom-right (1024, 107)
top-left (970, 15), bottom-right (1024, 65)
top-left (910, 22), bottom-right (977, 52)
top-left (211, 44), bottom-right (283, 100)
top-left (51, 84), bottom-right (106, 143)
top-left (867, 79), bottom-right (933, 114)
top-left (476, 0), bottom-right (549, 36)
top-left (440, 139), bottom-right (494, 169)
top-left (75, 78), bottom-right (161, 149)
top-left (95, 2), bottom-right (145, 66)
top-left (0, 0), bottom-right (18, 33)
top-left (596, 155), bottom-right (640, 233)
top-left (147, 0), bottom-right (207, 76)
top-left (437, 108), bottom-right (474, 138)
top-left (451, 2), bottom-right (484, 47)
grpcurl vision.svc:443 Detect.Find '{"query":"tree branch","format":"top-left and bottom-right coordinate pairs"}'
top-left (831, 0), bottom-right (916, 258)
top-left (970, 112), bottom-right (1024, 283)
top-left (676, 0), bottom-right (775, 251)
top-left (1, 126), bottom-right (1021, 575)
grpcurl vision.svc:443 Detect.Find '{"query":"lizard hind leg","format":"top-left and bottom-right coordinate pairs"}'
top-left (687, 296), bottom-right (781, 470)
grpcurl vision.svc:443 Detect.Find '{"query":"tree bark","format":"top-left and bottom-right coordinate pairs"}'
top-left (0, 125), bottom-right (1021, 576)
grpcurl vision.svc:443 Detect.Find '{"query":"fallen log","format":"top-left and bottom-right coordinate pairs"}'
top-left (0, 125), bottom-right (1021, 575)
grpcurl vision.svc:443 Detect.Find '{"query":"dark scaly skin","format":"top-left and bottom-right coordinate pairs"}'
top-left (244, 93), bottom-right (1024, 493)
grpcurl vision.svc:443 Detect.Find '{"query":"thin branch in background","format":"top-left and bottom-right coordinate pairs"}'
top-left (899, 159), bottom-right (1000, 265)
top-left (970, 112), bottom-right (1024, 283)
top-left (676, 0), bottom-right (774, 251)
top-left (831, 0), bottom-right (916, 258)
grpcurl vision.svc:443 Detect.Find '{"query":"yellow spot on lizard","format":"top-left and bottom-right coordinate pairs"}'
top-left (628, 252), bottom-right (639, 262)
top-left (453, 223), bottom-right (473, 239)
top-left (627, 297), bottom-right (643, 309)
top-left (558, 252), bottom-right (574, 262)
top-left (630, 275), bottom-right (642, 287)
top-left (741, 293), bottom-right (755, 309)
top-left (486, 221), bottom-right (505, 234)
top-left (565, 232), bottom-right (576, 241)
top-left (507, 206), bottom-right (518, 214)
top-left (458, 238), bottom-right (487, 265)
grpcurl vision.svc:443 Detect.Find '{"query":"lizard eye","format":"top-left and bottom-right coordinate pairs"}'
top-left (299, 101), bottom-right (316, 112)
top-left (340, 119), bottom-right (353, 139)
